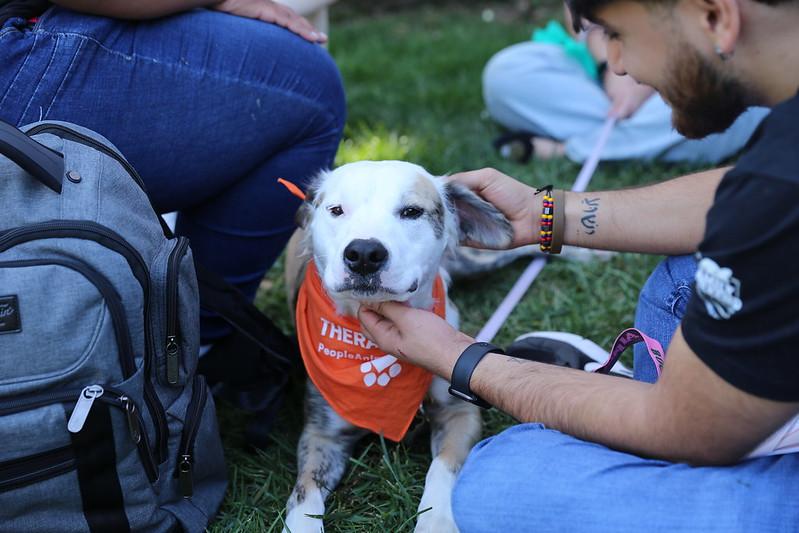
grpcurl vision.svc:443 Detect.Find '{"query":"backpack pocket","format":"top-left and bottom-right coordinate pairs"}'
top-left (0, 386), bottom-right (158, 483)
top-left (0, 222), bottom-right (169, 464)
top-left (0, 257), bottom-right (133, 394)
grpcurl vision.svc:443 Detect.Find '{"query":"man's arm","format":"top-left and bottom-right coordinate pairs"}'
top-left (358, 299), bottom-right (799, 464)
top-left (469, 327), bottom-right (799, 464)
top-left (452, 166), bottom-right (726, 255)
top-left (563, 167), bottom-right (726, 254)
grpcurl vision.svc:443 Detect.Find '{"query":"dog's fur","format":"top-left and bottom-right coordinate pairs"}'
top-left (282, 161), bottom-right (520, 532)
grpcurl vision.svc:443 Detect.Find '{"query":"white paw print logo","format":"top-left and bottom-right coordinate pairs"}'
top-left (361, 355), bottom-right (402, 387)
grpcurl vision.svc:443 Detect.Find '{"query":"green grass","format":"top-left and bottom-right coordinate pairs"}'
top-left (210, 3), bottom-right (707, 531)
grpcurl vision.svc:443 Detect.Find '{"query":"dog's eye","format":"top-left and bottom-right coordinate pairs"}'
top-left (327, 205), bottom-right (344, 217)
top-left (400, 206), bottom-right (424, 219)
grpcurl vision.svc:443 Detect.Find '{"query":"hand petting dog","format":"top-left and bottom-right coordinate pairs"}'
top-left (449, 168), bottom-right (540, 248)
top-left (358, 302), bottom-right (474, 378)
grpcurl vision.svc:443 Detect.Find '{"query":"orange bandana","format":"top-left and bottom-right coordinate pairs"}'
top-left (296, 261), bottom-right (446, 441)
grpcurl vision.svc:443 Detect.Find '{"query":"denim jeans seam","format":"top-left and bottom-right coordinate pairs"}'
top-left (20, 34), bottom-right (60, 123)
top-left (43, 37), bottom-right (85, 119)
top-left (667, 283), bottom-right (692, 319)
top-left (0, 32), bottom-right (39, 112)
top-left (31, 29), bottom-right (341, 125)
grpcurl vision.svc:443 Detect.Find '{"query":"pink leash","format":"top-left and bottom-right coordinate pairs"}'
top-left (476, 116), bottom-right (618, 343)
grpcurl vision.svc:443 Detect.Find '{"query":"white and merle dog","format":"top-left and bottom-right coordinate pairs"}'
top-left (281, 160), bottom-right (522, 533)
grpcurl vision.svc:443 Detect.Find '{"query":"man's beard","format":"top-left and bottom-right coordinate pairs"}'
top-left (660, 47), bottom-right (753, 139)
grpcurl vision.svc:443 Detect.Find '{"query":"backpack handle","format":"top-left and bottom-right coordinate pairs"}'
top-left (0, 119), bottom-right (64, 193)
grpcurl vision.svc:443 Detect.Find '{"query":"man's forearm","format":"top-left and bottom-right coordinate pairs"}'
top-left (561, 166), bottom-right (727, 254)
top-left (51, 0), bottom-right (216, 19)
top-left (468, 353), bottom-right (674, 457)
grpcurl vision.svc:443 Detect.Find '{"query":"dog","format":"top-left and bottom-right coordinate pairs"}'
top-left (280, 160), bottom-right (606, 532)
top-left (280, 160), bottom-right (519, 533)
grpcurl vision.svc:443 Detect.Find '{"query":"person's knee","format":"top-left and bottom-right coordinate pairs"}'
top-left (296, 44), bottom-right (347, 130)
top-left (482, 42), bottom-right (558, 112)
top-left (314, 48), bottom-right (346, 126)
top-left (453, 424), bottom-right (587, 531)
top-left (638, 255), bottom-right (696, 319)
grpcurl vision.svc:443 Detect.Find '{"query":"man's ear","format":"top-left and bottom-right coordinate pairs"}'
top-left (444, 181), bottom-right (513, 249)
top-left (689, 0), bottom-right (740, 56)
top-left (294, 174), bottom-right (324, 229)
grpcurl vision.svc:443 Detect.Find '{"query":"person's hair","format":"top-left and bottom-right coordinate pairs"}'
top-left (565, 0), bottom-right (794, 32)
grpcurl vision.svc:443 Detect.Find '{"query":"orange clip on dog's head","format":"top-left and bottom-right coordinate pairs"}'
top-left (278, 178), bottom-right (306, 201)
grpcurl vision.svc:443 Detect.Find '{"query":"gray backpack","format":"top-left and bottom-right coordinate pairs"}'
top-left (0, 120), bottom-right (227, 532)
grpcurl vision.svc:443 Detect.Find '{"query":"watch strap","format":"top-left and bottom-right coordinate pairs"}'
top-left (449, 342), bottom-right (504, 408)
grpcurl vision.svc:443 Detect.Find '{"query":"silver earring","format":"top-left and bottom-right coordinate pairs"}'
top-left (715, 45), bottom-right (732, 61)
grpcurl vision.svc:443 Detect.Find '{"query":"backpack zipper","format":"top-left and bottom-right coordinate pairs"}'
top-left (176, 376), bottom-right (208, 498)
top-left (165, 237), bottom-right (190, 385)
top-left (0, 257), bottom-right (136, 377)
top-left (0, 445), bottom-right (75, 494)
top-left (0, 386), bottom-right (157, 482)
top-left (0, 221), bottom-right (168, 464)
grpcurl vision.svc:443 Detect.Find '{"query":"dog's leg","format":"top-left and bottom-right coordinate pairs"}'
top-left (283, 381), bottom-right (367, 533)
top-left (415, 377), bottom-right (482, 533)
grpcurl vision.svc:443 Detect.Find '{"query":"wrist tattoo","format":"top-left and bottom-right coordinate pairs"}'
top-left (580, 197), bottom-right (600, 235)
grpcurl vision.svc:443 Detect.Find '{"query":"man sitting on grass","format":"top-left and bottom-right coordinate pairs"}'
top-left (358, 0), bottom-right (799, 530)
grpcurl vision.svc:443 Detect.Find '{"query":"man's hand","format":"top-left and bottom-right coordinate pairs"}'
top-left (449, 168), bottom-right (540, 248)
top-left (212, 0), bottom-right (327, 43)
top-left (604, 71), bottom-right (655, 119)
top-left (357, 302), bottom-right (474, 378)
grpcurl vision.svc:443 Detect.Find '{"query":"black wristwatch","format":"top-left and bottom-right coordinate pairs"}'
top-left (448, 342), bottom-right (504, 408)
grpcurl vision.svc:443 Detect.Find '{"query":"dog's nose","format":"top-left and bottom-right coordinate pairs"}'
top-left (343, 239), bottom-right (388, 276)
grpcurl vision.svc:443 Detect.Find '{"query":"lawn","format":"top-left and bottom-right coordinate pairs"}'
top-left (210, 2), bottom-right (703, 531)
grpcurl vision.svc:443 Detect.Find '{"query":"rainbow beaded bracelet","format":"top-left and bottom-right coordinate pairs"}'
top-left (534, 185), bottom-right (564, 254)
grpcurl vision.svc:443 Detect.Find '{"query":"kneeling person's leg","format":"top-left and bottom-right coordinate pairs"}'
top-left (453, 423), bottom-right (799, 533)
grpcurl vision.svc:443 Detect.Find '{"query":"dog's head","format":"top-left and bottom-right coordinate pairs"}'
top-left (297, 161), bottom-right (512, 308)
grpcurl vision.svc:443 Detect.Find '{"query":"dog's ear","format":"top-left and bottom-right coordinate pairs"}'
top-left (444, 181), bottom-right (513, 249)
top-left (294, 174), bottom-right (324, 229)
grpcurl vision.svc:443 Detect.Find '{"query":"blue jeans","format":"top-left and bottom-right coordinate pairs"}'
top-left (0, 8), bottom-right (345, 341)
top-left (453, 256), bottom-right (799, 532)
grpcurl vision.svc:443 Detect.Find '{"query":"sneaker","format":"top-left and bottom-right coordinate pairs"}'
top-left (506, 331), bottom-right (633, 378)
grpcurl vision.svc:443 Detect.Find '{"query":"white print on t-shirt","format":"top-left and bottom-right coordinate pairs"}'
top-left (695, 257), bottom-right (743, 320)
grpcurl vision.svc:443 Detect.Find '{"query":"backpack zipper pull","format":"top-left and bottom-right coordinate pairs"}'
top-left (67, 385), bottom-right (104, 433)
top-left (166, 335), bottom-right (180, 385)
top-left (178, 454), bottom-right (194, 498)
top-left (119, 395), bottom-right (142, 445)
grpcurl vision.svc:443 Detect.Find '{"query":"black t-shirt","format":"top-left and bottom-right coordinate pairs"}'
top-left (0, 0), bottom-right (49, 26)
top-left (682, 92), bottom-right (799, 402)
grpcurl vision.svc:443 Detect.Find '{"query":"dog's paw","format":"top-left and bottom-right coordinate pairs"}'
top-left (283, 512), bottom-right (324, 533)
top-left (414, 511), bottom-right (459, 533)
top-left (360, 355), bottom-right (402, 387)
top-left (415, 457), bottom-right (459, 533)
top-left (283, 497), bottom-right (325, 533)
